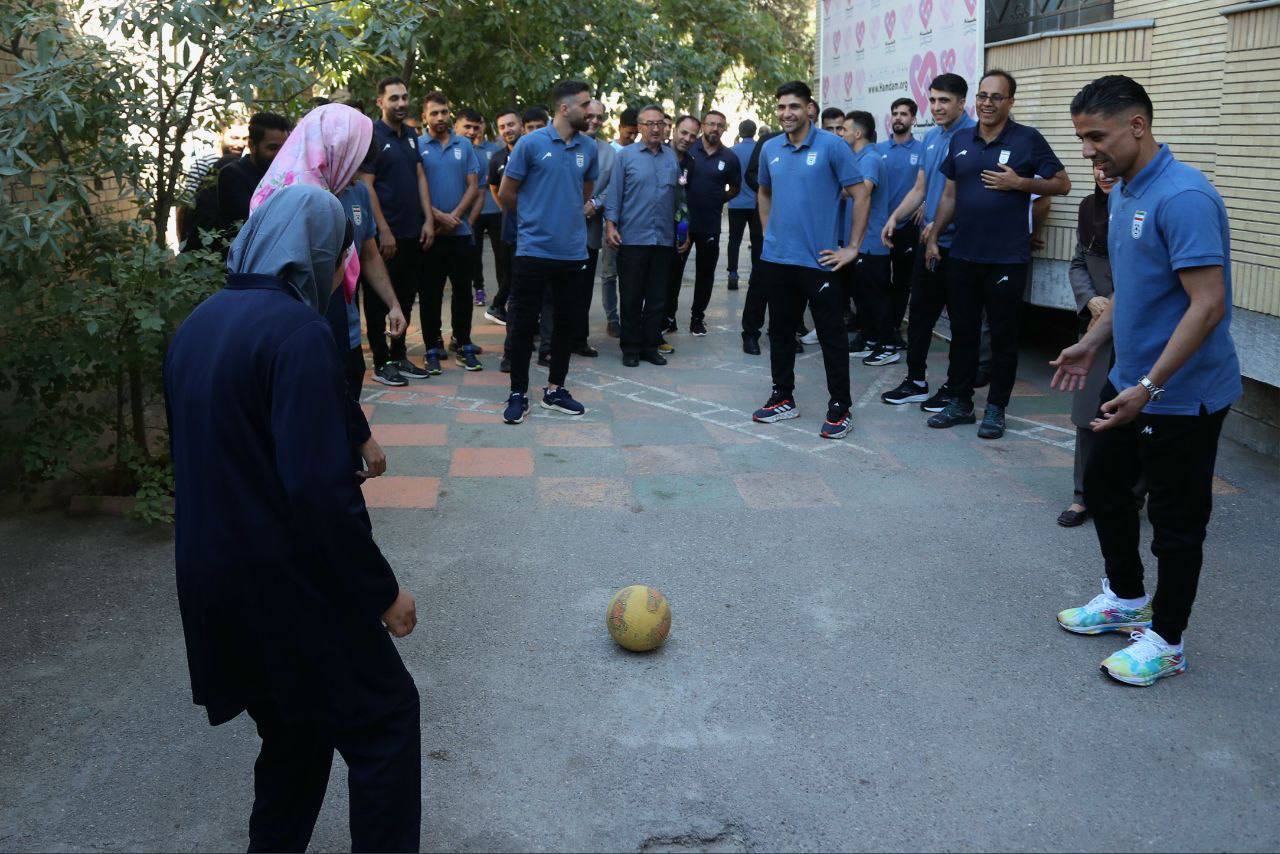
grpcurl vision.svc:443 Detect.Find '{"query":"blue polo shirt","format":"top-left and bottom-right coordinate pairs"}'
top-left (938, 119), bottom-right (1063, 265)
top-left (687, 142), bottom-right (742, 235)
top-left (853, 146), bottom-right (890, 256)
top-left (757, 123), bottom-right (863, 270)
top-left (417, 131), bottom-right (482, 238)
top-left (476, 141), bottom-right (502, 215)
top-left (367, 119), bottom-right (425, 239)
top-left (327, 182), bottom-right (378, 350)
top-left (503, 125), bottom-right (598, 261)
top-left (1107, 145), bottom-right (1241, 416)
top-left (606, 141), bottom-right (680, 247)
top-left (877, 135), bottom-right (924, 229)
top-left (921, 113), bottom-right (975, 249)
top-left (728, 140), bottom-right (758, 210)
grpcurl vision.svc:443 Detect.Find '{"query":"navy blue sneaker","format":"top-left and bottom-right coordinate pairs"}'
top-left (752, 390), bottom-right (799, 423)
top-left (820, 402), bottom-right (852, 439)
top-left (503, 392), bottom-right (529, 424)
top-left (541, 386), bottom-right (585, 416)
top-left (424, 348), bottom-right (443, 376)
top-left (457, 343), bottom-right (483, 372)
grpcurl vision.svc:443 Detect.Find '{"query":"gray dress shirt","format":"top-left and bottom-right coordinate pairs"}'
top-left (605, 142), bottom-right (679, 247)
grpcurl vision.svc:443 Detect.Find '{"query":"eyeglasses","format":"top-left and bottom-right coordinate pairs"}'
top-left (640, 120), bottom-right (666, 128)
top-left (975, 93), bottom-right (1008, 104)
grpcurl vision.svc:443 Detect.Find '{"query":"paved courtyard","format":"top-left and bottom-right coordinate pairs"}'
top-left (2, 257), bottom-right (1279, 852)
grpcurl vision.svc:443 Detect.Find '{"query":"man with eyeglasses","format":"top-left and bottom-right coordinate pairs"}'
top-left (925, 69), bottom-right (1071, 438)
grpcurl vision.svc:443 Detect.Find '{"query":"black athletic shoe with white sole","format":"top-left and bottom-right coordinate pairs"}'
top-left (397, 359), bottom-right (430, 379)
top-left (920, 388), bottom-right (955, 413)
top-left (862, 348), bottom-right (900, 367)
top-left (373, 363), bottom-right (408, 386)
top-left (881, 378), bottom-right (928, 405)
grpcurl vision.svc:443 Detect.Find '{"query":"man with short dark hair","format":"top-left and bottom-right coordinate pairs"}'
top-left (216, 112), bottom-right (292, 236)
top-left (659, 115), bottom-right (700, 350)
top-left (362, 76), bottom-right (437, 386)
top-left (497, 81), bottom-right (598, 423)
top-left (820, 107), bottom-right (846, 134)
top-left (664, 109), bottom-right (741, 336)
top-left (750, 81), bottom-right (868, 440)
top-left (843, 111), bottom-right (897, 367)
top-left (464, 108), bottom-right (503, 311)
top-left (878, 73), bottom-right (974, 410)
top-left (878, 97), bottom-right (923, 346)
top-left (926, 69), bottom-right (1071, 438)
top-left (1051, 74), bottom-right (1240, 687)
top-left (418, 91), bottom-right (484, 372)
top-left (614, 107), bottom-right (639, 150)
top-left (726, 120), bottom-right (762, 293)
top-left (484, 107), bottom-right (523, 329)
top-left (606, 104), bottom-right (680, 366)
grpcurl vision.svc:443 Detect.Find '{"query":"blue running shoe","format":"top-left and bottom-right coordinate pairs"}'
top-left (752, 390), bottom-right (799, 423)
top-left (503, 392), bottom-right (529, 424)
top-left (820, 403), bottom-right (852, 439)
top-left (541, 386), bottom-right (585, 416)
top-left (457, 343), bottom-right (483, 372)
top-left (424, 348), bottom-right (443, 376)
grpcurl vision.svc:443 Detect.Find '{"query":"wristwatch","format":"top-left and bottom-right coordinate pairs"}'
top-left (1138, 375), bottom-right (1165, 401)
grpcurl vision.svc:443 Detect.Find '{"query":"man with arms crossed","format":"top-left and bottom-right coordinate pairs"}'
top-left (925, 69), bottom-right (1070, 438)
top-left (1051, 75), bottom-right (1240, 686)
top-left (750, 81), bottom-right (868, 439)
top-left (497, 82), bottom-right (598, 424)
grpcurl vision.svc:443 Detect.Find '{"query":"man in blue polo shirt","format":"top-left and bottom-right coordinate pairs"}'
top-left (466, 109), bottom-right (503, 311)
top-left (496, 80), bottom-right (598, 424)
top-left (726, 120), bottom-right (762, 292)
top-left (1050, 75), bottom-right (1240, 687)
top-left (750, 81), bottom-right (868, 440)
top-left (606, 104), bottom-right (680, 366)
top-left (844, 111), bottom-right (897, 368)
top-left (666, 109), bottom-right (742, 336)
top-left (361, 76), bottom-right (436, 386)
top-left (878, 97), bottom-right (924, 346)
top-left (877, 73), bottom-right (974, 411)
top-left (418, 91), bottom-right (483, 373)
top-left (926, 69), bottom-right (1070, 438)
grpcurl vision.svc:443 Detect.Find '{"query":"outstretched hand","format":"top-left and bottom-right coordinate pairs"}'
top-left (1090, 385), bottom-right (1149, 432)
top-left (1049, 342), bottom-right (1097, 392)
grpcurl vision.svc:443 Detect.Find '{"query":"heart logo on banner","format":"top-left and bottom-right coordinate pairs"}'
top-left (823, 0), bottom-right (832, 16)
top-left (870, 13), bottom-right (881, 44)
top-left (939, 0), bottom-right (953, 23)
top-left (843, 71), bottom-right (854, 99)
top-left (909, 51), bottom-right (939, 116)
top-left (962, 42), bottom-right (977, 77)
top-left (855, 20), bottom-right (866, 48)
top-left (833, 27), bottom-right (843, 55)
top-left (885, 10), bottom-right (896, 39)
top-left (901, 1), bottom-right (914, 29)
top-left (855, 68), bottom-right (866, 94)
top-left (940, 47), bottom-right (956, 74)
top-left (919, 0), bottom-right (933, 29)
top-left (964, 0), bottom-right (977, 16)
top-left (822, 75), bottom-right (831, 102)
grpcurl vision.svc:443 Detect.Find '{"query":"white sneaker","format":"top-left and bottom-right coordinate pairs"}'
top-left (800, 329), bottom-right (819, 345)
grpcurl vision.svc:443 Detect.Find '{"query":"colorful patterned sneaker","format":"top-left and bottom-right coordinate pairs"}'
top-left (474, 287), bottom-right (487, 307)
top-left (820, 403), bottom-right (852, 439)
top-left (752, 390), bottom-right (799, 423)
top-left (502, 392), bottom-right (529, 424)
top-left (1100, 629), bottom-right (1187, 686)
top-left (1057, 580), bottom-right (1153, 635)
top-left (541, 386), bottom-right (586, 416)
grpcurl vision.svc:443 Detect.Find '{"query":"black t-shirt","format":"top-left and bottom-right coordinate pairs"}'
top-left (487, 146), bottom-right (516, 245)
top-left (216, 156), bottom-right (267, 232)
top-left (182, 153), bottom-right (240, 252)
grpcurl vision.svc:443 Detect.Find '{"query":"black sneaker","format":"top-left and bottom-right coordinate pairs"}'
top-left (690, 319), bottom-right (708, 336)
top-left (457, 344), bottom-right (483, 371)
top-left (727, 275), bottom-right (739, 291)
top-left (848, 335), bottom-right (873, 359)
top-left (862, 348), bottom-right (901, 367)
top-left (484, 305), bottom-right (508, 325)
top-left (977, 403), bottom-right (1006, 439)
top-left (373, 362), bottom-right (408, 386)
top-left (502, 392), bottom-right (529, 424)
top-left (927, 401), bottom-right (976, 429)
top-left (541, 386), bottom-right (586, 415)
top-left (574, 343), bottom-right (600, 357)
top-left (622, 352), bottom-right (640, 367)
top-left (397, 359), bottom-right (431, 379)
top-left (920, 387), bottom-right (954, 413)
top-left (641, 350), bottom-right (667, 366)
top-left (742, 332), bottom-right (761, 355)
top-left (881, 378), bottom-right (928, 405)
top-left (423, 349), bottom-right (443, 376)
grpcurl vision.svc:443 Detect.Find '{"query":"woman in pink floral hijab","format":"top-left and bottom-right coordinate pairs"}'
top-left (251, 103), bottom-right (373, 300)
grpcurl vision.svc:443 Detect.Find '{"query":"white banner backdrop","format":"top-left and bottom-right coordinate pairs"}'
top-left (818, 0), bottom-right (984, 139)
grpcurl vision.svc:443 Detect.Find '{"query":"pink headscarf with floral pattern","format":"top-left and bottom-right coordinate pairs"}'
top-left (250, 103), bottom-right (373, 301)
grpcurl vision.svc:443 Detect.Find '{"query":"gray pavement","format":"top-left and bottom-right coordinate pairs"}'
top-left (2, 256), bottom-right (1279, 852)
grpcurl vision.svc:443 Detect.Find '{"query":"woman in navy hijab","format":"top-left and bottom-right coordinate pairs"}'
top-left (164, 184), bottom-right (420, 852)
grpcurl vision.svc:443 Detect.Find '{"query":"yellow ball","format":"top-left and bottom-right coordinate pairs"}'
top-left (606, 585), bottom-right (672, 652)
